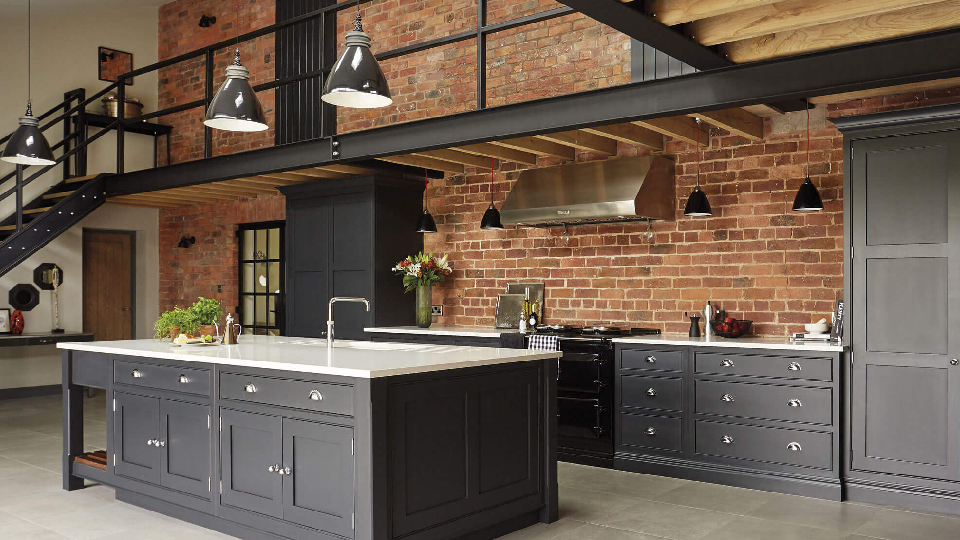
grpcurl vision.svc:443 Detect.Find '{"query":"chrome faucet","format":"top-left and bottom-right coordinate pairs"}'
top-left (326, 297), bottom-right (371, 348)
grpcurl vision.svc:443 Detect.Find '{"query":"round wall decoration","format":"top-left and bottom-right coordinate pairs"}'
top-left (33, 263), bottom-right (63, 291)
top-left (9, 283), bottom-right (40, 311)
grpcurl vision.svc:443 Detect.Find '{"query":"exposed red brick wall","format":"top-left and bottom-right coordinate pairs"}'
top-left (159, 195), bottom-right (285, 314)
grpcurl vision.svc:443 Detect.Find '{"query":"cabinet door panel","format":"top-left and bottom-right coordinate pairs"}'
top-left (160, 400), bottom-right (211, 498)
top-left (114, 392), bottom-right (160, 484)
top-left (220, 409), bottom-right (283, 518)
top-left (282, 418), bottom-right (355, 537)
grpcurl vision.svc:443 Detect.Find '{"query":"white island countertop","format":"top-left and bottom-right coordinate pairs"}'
top-left (58, 335), bottom-right (560, 378)
top-left (365, 325), bottom-right (509, 338)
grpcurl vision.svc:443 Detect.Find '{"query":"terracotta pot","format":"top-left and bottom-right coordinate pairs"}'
top-left (168, 326), bottom-right (181, 340)
top-left (199, 324), bottom-right (218, 338)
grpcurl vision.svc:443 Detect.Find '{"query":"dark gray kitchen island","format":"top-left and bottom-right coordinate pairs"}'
top-left (60, 336), bottom-right (560, 540)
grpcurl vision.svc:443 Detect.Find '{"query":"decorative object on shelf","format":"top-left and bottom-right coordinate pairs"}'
top-left (793, 99), bottom-right (824, 212)
top-left (153, 306), bottom-right (200, 340)
top-left (703, 300), bottom-right (715, 338)
top-left (223, 313), bottom-right (242, 345)
top-left (101, 93), bottom-right (143, 118)
top-left (321, 1), bottom-right (391, 109)
top-left (189, 297), bottom-right (223, 339)
top-left (203, 0), bottom-right (268, 132)
top-left (495, 293), bottom-right (524, 329)
top-left (177, 235), bottom-right (195, 248)
top-left (831, 299), bottom-right (844, 341)
top-left (97, 47), bottom-right (133, 85)
top-left (392, 252), bottom-right (452, 328)
top-left (481, 157), bottom-right (505, 230)
top-left (33, 263), bottom-right (63, 290)
top-left (1, 0), bottom-right (55, 166)
top-left (198, 14), bottom-right (217, 28)
top-left (686, 312), bottom-right (701, 337)
top-left (0, 308), bottom-right (9, 334)
top-left (711, 317), bottom-right (752, 338)
top-left (684, 117), bottom-right (711, 217)
top-left (9, 283), bottom-right (39, 311)
top-left (10, 310), bottom-right (24, 336)
top-left (506, 282), bottom-right (544, 323)
top-left (415, 168), bottom-right (437, 233)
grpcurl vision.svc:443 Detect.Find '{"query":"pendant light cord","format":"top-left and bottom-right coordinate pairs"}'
top-left (233, 0), bottom-right (241, 65)
top-left (26, 0), bottom-right (32, 115)
top-left (355, 0), bottom-right (363, 31)
top-left (806, 98), bottom-right (810, 177)
top-left (695, 117), bottom-right (701, 188)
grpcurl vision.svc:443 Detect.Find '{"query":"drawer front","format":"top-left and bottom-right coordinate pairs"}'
top-left (621, 348), bottom-right (683, 372)
top-left (696, 420), bottom-right (832, 470)
top-left (220, 373), bottom-right (354, 416)
top-left (621, 374), bottom-right (683, 412)
top-left (695, 352), bottom-right (832, 382)
top-left (620, 413), bottom-right (682, 452)
top-left (115, 360), bottom-right (210, 396)
top-left (696, 380), bottom-right (832, 425)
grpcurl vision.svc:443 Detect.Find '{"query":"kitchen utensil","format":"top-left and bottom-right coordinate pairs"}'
top-left (506, 282), bottom-right (544, 322)
top-left (805, 318), bottom-right (829, 333)
top-left (223, 313), bottom-right (243, 345)
top-left (495, 293), bottom-right (524, 329)
top-left (102, 93), bottom-right (144, 118)
top-left (710, 319), bottom-right (752, 338)
top-left (703, 301), bottom-right (715, 337)
top-left (687, 313), bottom-right (701, 337)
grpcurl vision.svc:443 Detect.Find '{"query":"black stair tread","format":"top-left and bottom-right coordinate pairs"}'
top-left (43, 191), bottom-right (74, 199)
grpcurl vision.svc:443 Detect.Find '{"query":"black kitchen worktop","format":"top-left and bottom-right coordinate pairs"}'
top-left (0, 332), bottom-right (94, 348)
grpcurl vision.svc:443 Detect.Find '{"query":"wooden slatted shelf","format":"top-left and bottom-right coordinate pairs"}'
top-left (74, 450), bottom-right (108, 471)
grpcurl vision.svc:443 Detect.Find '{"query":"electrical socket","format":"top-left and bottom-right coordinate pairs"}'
top-left (431, 305), bottom-right (443, 316)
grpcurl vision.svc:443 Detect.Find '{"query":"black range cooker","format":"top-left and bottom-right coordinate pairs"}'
top-left (528, 325), bottom-right (660, 468)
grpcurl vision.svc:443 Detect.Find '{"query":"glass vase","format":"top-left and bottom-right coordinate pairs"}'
top-left (415, 284), bottom-right (432, 328)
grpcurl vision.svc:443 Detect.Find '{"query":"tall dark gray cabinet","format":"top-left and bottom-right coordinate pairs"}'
top-left (838, 105), bottom-right (960, 514)
top-left (280, 177), bottom-right (424, 340)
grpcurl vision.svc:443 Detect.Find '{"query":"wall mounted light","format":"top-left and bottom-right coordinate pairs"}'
top-left (321, 2), bottom-right (392, 109)
top-left (199, 14), bottom-right (217, 28)
top-left (177, 236), bottom-right (196, 248)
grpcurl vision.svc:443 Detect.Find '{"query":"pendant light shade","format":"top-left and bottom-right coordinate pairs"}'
top-left (2, 103), bottom-right (55, 166)
top-left (480, 204), bottom-right (504, 230)
top-left (321, 10), bottom-right (392, 109)
top-left (203, 49), bottom-right (268, 132)
top-left (793, 177), bottom-right (823, 211)
top-left (684, 118), bottom-right (711, 217)
top-left (415, 209), bottom-right (437, 233)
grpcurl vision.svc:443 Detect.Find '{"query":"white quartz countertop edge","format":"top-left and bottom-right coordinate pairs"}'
top-left (365, 326), bottom-right (508, 338)
top-left (58, 338), bottom-right (561, 378)
top-left (610, 335), bottom-right (844, 352)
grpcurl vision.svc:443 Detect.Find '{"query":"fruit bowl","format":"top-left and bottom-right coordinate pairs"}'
top-left (710, 319), bottom-right (752, 338)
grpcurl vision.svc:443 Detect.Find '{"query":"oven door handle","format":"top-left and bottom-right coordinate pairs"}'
top-left (593, 402), bottom-right (605, 437)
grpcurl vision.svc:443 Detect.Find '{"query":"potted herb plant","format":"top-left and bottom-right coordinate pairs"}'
top-left (154, 307), bottom-right (201, 340)
top-left (392, 251), bottom-right (452, 328)
top-left (189, 297), bottom-right (223, 338)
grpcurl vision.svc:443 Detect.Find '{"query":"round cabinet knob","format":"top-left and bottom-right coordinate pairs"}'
top-left (788, 362), bottom-right (802, 371)
top-left (268, 465), bottom-right (277, 473)
top-left (645, 388), bottom-right (658, 397)
top-left (132, 369), bottom-right (142, 378)
top-left (309, 389), bottom-right (323, 401)
top-left (244, 383), bottom-right (257, 393)
top-left (720, 359), bottom-right (735, 368)
top-left (645, 356), bottom-right (657, 364)
top-left (178, 375), bottom-right (189, 384)
top-left (146, 439), bottom-right (156, 446)
top-left (788, 399), bottom-right (803, 408)
top-left (646, 427), bottom-right (657, 436)
top-left (721, 435), bottom-right (734, 445)
top-left (280, 467), bottom-right (291, 476)
top-left (952, 359), bottom-right (959, 366)
top-left (788, 442), bottom-right (802, 452)
top-left (157, 440), bottom-right (165, 447)
top-left (721, 394), bottom-right (735, 402)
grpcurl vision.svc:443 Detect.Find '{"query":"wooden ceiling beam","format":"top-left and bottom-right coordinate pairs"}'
top-left (581, 123), bottom-right (664, 150)
top-left (692, 108), bottom-right (764, 140)
top-left (686, 0), bottom-right (943, 46)
top-left (378, 155), bottom-right (464, 174)
top-left (454, 143), bottom-right (539, 165)
top-left (316, 164), bottom-right (384, 176)
top-left (106, 200), bottom-right (175, 208)
top-left (492, 137), bottom-right (576, 160)
top-left (535, 130), bottom-right (619, 155)
top-left (722, 0), bottom-right (960, 63)
top-left (645, 0), bottom-right (789, 27)
top-left (634, 116), bottom-right (709, 145)
top-left (258, 172), bottom-right (316, 183)
top-left (413, 149), bottom-right (493, 169)
top-left (165, 186), bottom-right (246, 200)
top-left (112, 190), bottom-right (191, 202)
top-left (810, 77), bottom-right (960, 105)
top-left (217, 180), bottom-right (282, 195)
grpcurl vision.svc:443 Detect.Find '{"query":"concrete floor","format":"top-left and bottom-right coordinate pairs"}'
top-left (1, 393), bottom-right (959, 540)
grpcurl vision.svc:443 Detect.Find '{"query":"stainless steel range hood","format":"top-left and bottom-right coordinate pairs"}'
top-left (499, 155), bottom-right (676, 226)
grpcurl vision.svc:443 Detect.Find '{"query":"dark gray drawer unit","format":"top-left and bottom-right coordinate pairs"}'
top-left (115, 360), bottom-right (211, 396)
top-left (615, 343), bottom-right (842, 500)
top-left (220, 372), bottom-right (354, 416)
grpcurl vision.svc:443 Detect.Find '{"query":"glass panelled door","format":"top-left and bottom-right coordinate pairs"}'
top-left (238, 221), bottom-right (285, 336)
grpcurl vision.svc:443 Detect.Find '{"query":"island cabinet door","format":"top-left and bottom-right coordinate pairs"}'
top-left (114, 392), bottom-right (160, 485)
top-left (159, 400), bottom-right (211, 498)
top-left (281, 418), bottom-right (355, 538)
top-left (220, 409), bottom-right (283, 518)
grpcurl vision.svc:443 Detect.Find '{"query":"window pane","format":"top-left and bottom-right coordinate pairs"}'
top-left (268, 262), bottom-right (281, 293)
top-left (255, 229), bottom-right (267, 261)
top-left (268, 296), bottom-right (276, 327)
top-left (255, 265), bottom-right (267, 293)
top-left (268, 228), bottom-right (280, 259)
top-left (243, 264), bottom-right (255, 293)
top-left (243, 230), bottom-right (254, 260)
top-left (255, 296), bottom-right (267, 327)
top-left (242, 296), bottom-right (254, 326)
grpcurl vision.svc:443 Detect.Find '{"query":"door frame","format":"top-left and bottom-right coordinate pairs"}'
top-left (82, 228), bottom-right (137, 338)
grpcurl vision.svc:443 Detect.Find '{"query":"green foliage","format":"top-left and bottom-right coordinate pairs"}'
top-left (392, 251), bottom-right (452, 293)
top-left (154, 307), bottom-right (201, 340)
top-left (189, 297), bottom-right (223, 325)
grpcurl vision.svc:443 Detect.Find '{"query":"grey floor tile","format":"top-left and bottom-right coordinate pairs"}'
top-left (653, 480), bottom-right (775, 515)
top-left (560, 462), bottom-right (690, 499)
top-left (0, 487), bottom-right (114, 520)
top-left (552, 522), bottom-right (667, 540)
top-left (595, 497), bottom-right (738, 540)
top-left (853, 507), bottom-right (960, 540)
top-left (747, 494), bottom-right (879, 534)
top-left (0, 518), bottom-right (72, 540)
top-left (496, 519), bottom-right (589, 540)
top-left (558, 487), bottom-right (646, 524)
top-left (701, 516), bottom-right (848, 540)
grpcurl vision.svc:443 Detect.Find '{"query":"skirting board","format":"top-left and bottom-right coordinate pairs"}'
top-left (616, 453), bottom-right (842, 501)
top-left (846, 479), bottom-right (960, 516)
top-left (0, 384), bottom-right (60, 400)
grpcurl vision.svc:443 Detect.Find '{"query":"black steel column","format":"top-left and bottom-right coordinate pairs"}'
top-left (116, 79), bottom-right (125, 174)
top-left (476, 0), bottom-right (486, 110)
top-left (320, 4), bottom-right (337, 138)
top-left (15, 165), bottom-right (23, 232)
top-left (205, 49), bottom-right (215, 158)
top-left (63, 91), bottom-right (72, 181)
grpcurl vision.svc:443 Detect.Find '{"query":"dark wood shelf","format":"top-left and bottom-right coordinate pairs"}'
top-left (75, 113), bottom-right (173, 137)
top-left (0, 332), bottom-right (94, 347)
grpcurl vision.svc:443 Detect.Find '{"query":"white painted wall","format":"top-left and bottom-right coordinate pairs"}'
top-left (0, 1), bottom-right (163, 390)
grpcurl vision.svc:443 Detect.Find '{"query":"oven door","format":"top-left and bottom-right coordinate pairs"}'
top-left (557, 352), bottom-right (605, 394)
top-left (558, 396), bottom-right (605, 439)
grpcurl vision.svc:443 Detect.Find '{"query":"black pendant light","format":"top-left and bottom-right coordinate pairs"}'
top-left (793, 99), bottom-right (824, 212)
top-left (480, 157), bottom-right (504, 230)
top-left (203, 0), bottom-right (268, 132)
top-left (2, 0), bottom-right (55, 166)
top-left (684, 118), bottom-right (711, 217)
top-left (321, 3), bottom-right (392, 109)
top-left (416, 168), bottom-right (437, 233)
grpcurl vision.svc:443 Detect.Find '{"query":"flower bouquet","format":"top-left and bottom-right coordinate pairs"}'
top-left (392, 251), bottom-right (452, 327)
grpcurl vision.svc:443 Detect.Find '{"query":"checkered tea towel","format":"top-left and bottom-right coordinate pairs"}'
top-left (528, 334), bottom-right (559, 351)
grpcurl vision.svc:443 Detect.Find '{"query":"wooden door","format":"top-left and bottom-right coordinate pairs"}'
top-left (850, 131), bottom-right (960, 481)
top-left (83, 230), bottom-right (134, 340)
top-left (114, 392), bottom-right (160, 484)
top-left (160, 399), bottom-right (211, 498)
top-left (281, 418), bottom-right (354, 537)
top-left (220, 408), bottom-right (283, 518)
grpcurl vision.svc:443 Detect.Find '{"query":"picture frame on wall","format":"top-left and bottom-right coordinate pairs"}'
top-left (0, 308), bottom-right (9, 334)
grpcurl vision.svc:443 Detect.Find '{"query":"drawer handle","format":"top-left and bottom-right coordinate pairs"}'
top-left (788, 442), bottom-right (802, 452)
top-left (146, 439), bottom-right (157, 447)
top-left (157, 440), bottom-right (165, 447)
top-left (309, 389), bottom-right (324, 401)
top-left (131, 369), bottom-right (143, 378)
top-left (244, 383), bottom-right (257, 393)
top-left (721, 393), bottom-right (735, 402)
top-left (645, 388), bottom-right (657, 397)
top-left (721, 435), bottom-right (734, 445)
top-left (178, 375), bottom-right (189, 384)
top-left (645, 355), bottom-right (657, 364)
top-left (788, 362), bottom-right (802, 371)
top-left (720, 359), bottom-right (735, 368)
top-left (268, 464), bottom-right (280, 473)
top-left (788, 399), bottom-right (803, 408)
top-left (279, 467), bottom-right (291, 476)
top-left (646, 427), bottom-right (657, 436)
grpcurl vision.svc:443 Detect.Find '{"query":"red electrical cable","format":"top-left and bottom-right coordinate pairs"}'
top-left (806, 98), bottom-right (810, 173)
